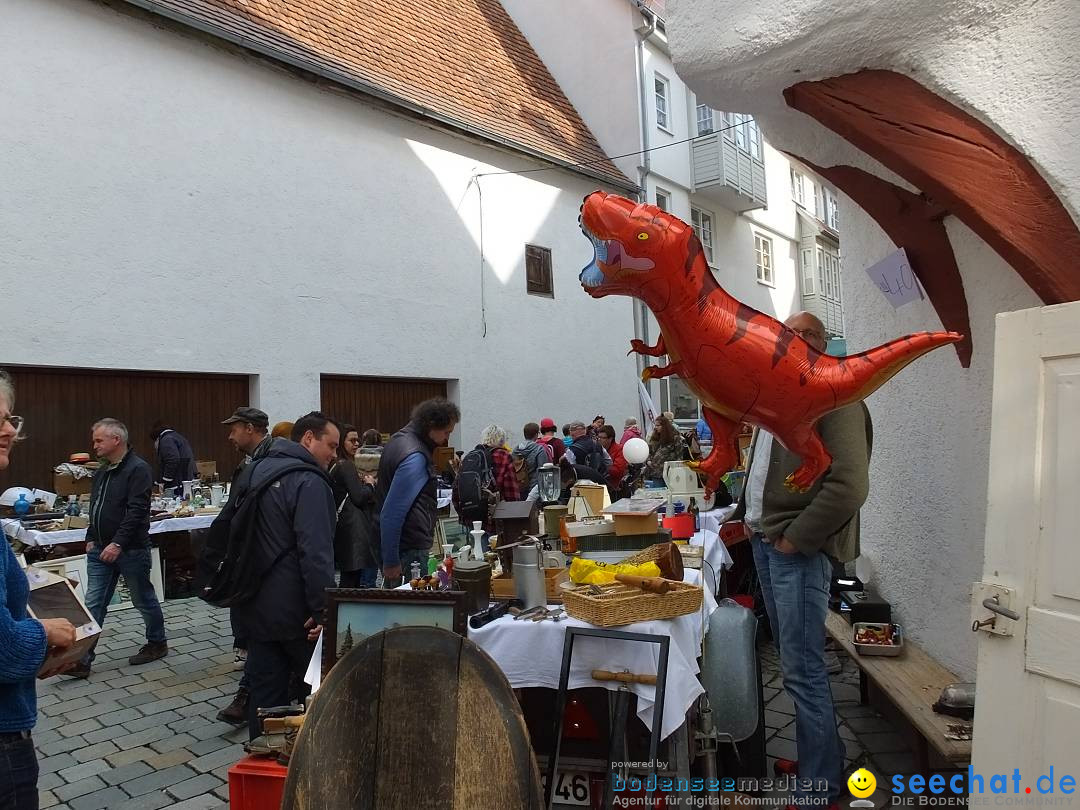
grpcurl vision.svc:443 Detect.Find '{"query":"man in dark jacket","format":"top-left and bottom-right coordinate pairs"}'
top-left (213, 406), bottom-right (272, 725)
top-left (376, 398), bottom-right (460, 587)
top-left (564, 420), bottom-right (607, 475)
top-left (151, 422), bottom-right (198, 495)
top-left (68, 418), bottom-right (165, 678)
top-left (230, 412), bottom-right (338, 739)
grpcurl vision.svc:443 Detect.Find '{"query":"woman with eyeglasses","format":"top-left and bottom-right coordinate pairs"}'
top-left (0, 369), bottom-right (78, 810)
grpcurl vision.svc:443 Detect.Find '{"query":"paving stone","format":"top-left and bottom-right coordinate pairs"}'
top-left (32, 729), bottom-right (64, 747)
top-left (168, 716), bottom-right (214, 734)
top-left (68, 785), bottom-right (130, 810)
top-left (152, 682), bottom-right (207, 700)
top-left (39, 790), bottom-right (59, 809)
top-left (764, 709), bottom-right (790, 730)
top-left (58, 759), bottom-right (111, 784)
top-left (93, 707), bottom-right (143, 727)
top-left (187, 688), bottom-right (226, 703)
top-left (836, 703), bottom-right (879, 719)
top-left (185, 736), bottom-right (235, 757)
top-left (112, 726), bottom-right (173, 751)
top-left (122, 711), bottom-right (182, 733)
top-left (37, 751), bottom-right (78, 777)
top-left (167, 774), bottom-right (225, 801)
top-left (105, 746), bottom-right (155, 767)
top-left (176, 701), bottom-right (217, 718)
top-left (73, 741), bottom-right (120, 763)
top-left (121, 764), bottom-right (200, 797)
top-left (838, 723), bottom-right (858, 742)
top-left (134, 695), bottom-right (190, 717)
top-left (845, 715), bottom-right (899, 735)
top-left (38, 772), bottom-right (65, 791)
top-left (144, 749), bottom-right (196, 769)
top-left (193, 722), bottom-right (246, 743)
top-left (861, 731), bottom-right (912, 755)
top-left (148, 733), bottom-right (197, 754)
top-left (113, 792), bottom-right (173, 810)
top-left (101, 760), bottom-right (154, 786)
top-left (212, 784), bottom-right (230, 801)
top-left (117, 693), bottom-right (159, 709)
top-left (125, 680), bottom-right (165, 695)
top-left (766, 691), bottom-right (796, 715)
top-left (65, 701), bottom-right (123, 724)
top-left (38, 735), bottom-right (86, 757)
top-left (41, 696), bottom-right (94, 717)
top-left (873, 752), bottom-right (920, 775)
top-left (169, 796), bottom-right (225, 810)
top-left (776, 722), bottom-right (796, 742)
top-left (831, 682), bottom-right (863, 704)
top-left (766, 735), bottom-right (798, 762)
top-left (55, 775), bottom-right (107, 802)
top-left (190, 745), bottom-right (245, 773)
top-left (108, 674), bottom-right (147, 689)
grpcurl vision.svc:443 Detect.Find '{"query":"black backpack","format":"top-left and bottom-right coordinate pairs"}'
top-left (455, 445), bottom-right (497, 525)
top-left (199, 459), bottom-right (323, 608)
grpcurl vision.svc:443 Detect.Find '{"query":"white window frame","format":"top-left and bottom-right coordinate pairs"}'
top-left (791, 169), bottom-right (806, 207)
top-left (654, 73), bottom-right (671, 133)
top-left (801, 247), bottom-right (815, 295)
top-left (754, 233), bottom-right (774, 286)
top-left (654, 188), bottom-right (671, 212)
top-left (690, 207), bottom-right (715, 265)
top-left (745, 117), bottom-right (763, 161)
top-left (826, 190), bottom-right (840, 230)
top-left (696, 104), bottom-right (714, 136)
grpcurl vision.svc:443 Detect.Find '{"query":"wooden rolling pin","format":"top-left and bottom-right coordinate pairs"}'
top-left (614, 574), bottom-right (675, 594)
top-left (591, 670), bottom-right (658, 685)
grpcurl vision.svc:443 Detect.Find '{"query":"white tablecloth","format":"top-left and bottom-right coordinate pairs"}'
top-left (2, 513), bottom-right (219, 547)
top-left (690, 504), bottom-right (738, 593)
top-left (467, 570), bottom-right (718, 741)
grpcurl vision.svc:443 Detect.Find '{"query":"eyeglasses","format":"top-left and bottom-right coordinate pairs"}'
top-left (792, 328), bottom-right (824, 343)
top-left (2, 415), bottom-right (25, 437)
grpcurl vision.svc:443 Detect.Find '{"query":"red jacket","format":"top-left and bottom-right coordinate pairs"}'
top-left (606, 441), bottom-right (628, 491)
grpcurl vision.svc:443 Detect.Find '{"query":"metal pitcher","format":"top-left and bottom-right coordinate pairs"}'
top-left (513, 540), bottom-right (546, 610)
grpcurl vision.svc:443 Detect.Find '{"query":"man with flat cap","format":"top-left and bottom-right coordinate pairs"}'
top-left (223, 407), bottom-right (272, 476)
top-left (212, 406), bottom-right (273, 725)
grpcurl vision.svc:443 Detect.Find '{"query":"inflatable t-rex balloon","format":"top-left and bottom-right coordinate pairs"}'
top-left (578, 191), bottom-right (963, 493)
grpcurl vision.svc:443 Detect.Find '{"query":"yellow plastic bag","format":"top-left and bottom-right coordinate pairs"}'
top-left (569, 558), bottom-right (662, 585)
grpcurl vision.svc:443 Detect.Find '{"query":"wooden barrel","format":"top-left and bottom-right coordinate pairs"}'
top-left (282, 626), bottom-right (543, 810)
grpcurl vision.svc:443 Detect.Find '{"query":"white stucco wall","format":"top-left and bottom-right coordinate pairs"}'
top-left (1, 0), bottom-right (640, 447)
top-left (499, 0), bottom-right (642, 184)
top-left (667, 0), bottom-right (1075, 676)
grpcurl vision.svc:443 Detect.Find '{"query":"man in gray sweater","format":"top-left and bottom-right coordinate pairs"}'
top-left (732, 311), bottom-right (873, 810)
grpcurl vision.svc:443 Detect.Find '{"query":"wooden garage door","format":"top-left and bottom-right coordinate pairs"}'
top-left (3, 366), bottom-right (249, 491)
top-left (320, 376), bottom-right (447, 436)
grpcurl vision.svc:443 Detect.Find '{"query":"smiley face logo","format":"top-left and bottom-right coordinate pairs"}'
top-left (848, 768), bottom-right (877, 798)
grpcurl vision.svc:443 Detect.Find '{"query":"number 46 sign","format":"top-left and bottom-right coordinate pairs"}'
top-left (864, 247), bottom-right (924, 309)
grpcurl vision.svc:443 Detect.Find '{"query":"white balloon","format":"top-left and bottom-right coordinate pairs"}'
top-left (623, 437), bottom-right (649, 465)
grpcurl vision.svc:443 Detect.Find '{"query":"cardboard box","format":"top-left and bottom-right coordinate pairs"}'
top-left (603, 497), bottom-right (664, 537)
top-left (25, 566), bottom-right (101, 674)
top-left (53, 472), bottom-right (93, 497)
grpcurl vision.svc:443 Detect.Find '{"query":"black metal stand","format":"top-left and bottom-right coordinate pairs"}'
top-left (544, 627), bottom-right (671, 810)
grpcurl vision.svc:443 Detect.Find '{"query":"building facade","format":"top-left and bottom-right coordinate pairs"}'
top-left (0, 0), bottom-right (642, 487)
top-left (504, 0), bottom-right (846, 428)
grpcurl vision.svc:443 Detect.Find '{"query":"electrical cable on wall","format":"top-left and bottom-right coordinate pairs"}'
top-left (470, 118), bottom-right (752, 337)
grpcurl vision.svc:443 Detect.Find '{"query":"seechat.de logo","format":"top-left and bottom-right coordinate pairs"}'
top-left (849, 767), bottom-right (878, 807)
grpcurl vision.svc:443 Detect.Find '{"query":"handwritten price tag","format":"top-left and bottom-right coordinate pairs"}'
top-left (865, 248), bottom-right (923, 308)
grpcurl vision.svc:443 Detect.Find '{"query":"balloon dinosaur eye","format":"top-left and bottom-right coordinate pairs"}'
top-left (637, 232), bottom-right (649, 240)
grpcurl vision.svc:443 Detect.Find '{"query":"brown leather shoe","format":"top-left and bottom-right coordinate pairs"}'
top-left (217, 687), bottom-right (249, 726)
top-left (128, 641), bottom-right (169, 665)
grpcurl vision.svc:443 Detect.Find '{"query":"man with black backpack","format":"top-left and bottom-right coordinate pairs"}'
top-left (219, 412), bottom-right (338, 739)
top-left (564, 420), bottom-right (609, 478)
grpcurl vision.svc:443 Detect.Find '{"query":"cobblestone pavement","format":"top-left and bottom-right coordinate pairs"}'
top-left (35, 597), bottom-right (927, 810)
top-left (34, 597), bottom-right (246, 810)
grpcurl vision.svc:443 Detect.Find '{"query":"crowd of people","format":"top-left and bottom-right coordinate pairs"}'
top-left (1, 312), bottom-right (867, 810)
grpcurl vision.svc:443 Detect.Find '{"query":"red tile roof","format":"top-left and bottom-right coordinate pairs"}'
top-left (124, 0), bottom-right (634, 189)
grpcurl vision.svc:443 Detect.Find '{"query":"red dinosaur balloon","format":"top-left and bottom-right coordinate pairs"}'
top-left (578, 192), bottom-right (963, 493)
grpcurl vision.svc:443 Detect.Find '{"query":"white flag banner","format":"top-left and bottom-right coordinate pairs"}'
top-left (638, 379), bottom-right (658, 435)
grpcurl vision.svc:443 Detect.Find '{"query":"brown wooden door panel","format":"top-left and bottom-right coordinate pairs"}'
top-left (2, 366), bottom-right (249, 491)
top-left (320, 376), bottom-right (447, 436)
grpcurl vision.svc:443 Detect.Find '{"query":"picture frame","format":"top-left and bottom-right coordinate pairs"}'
top-left (322, 588), bottom-right (468, 677)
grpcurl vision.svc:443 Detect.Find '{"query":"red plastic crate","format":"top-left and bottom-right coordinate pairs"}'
top-left (229, 755), bottom-right (287, 810)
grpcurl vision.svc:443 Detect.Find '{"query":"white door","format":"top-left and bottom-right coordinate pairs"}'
top-left (972, 301), bottom-right (1080, 796)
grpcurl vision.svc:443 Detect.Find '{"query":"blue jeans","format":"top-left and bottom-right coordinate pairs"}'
top-left (751, 535), bottom-right (845, 805)
top-left (83, 546), bottom-right (166, 665)
top-left (0, 732), bottom-right (38, 810)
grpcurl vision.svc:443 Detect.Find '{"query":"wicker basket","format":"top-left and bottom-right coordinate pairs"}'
top-left (560, 579), bottom-right (703, 627)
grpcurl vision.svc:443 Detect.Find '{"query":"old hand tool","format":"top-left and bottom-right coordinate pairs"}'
top-left (591, 669), bottom-right (658, 685)
top-left (614, 574), bottom-right (675, 594)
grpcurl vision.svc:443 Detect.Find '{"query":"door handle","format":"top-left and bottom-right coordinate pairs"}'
top-left (982, 595), bottom-right (1020, 621)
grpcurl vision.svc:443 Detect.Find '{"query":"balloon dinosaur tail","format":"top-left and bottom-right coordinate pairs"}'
top-left (831, 331), bottom-right (964, 408)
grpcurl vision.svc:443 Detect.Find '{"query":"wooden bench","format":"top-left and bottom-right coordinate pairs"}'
top-left (825, 611), bottom-right (971, 771)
